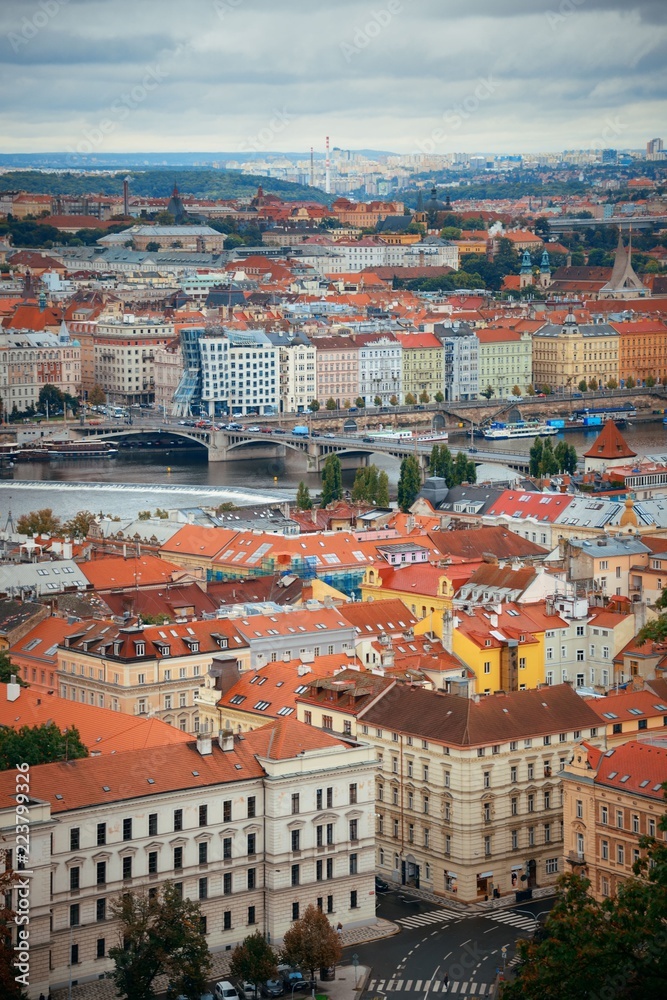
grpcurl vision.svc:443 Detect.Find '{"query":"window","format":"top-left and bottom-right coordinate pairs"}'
top-left (527, 763), bottom-right (534, 781)
top-left (511, 796), bottom-right (518, 816)
top-left (70, 828), bottom-right (80, 851)
top-left (174, 809), bottom-right (183, 832)
top-left (96, 938), bottom-right (105, 959)
top-left (248, 868), bottom-right (256, 890)
top-left (247, 834), bottom-right (256, 856)
top-left (96, 898), bottom-right (106, 922)
top-left (70, 867), bottom-right (80, 891)
top-left (96, 861), bottom-right (106, 885)
top-left (148, 851), bottom-right (158, 875)
top-left (316, 789), bottom-right (323, 810)
top-left (528, 794), bottom-right (535, 813)
top-left (349, 783), bottom-right (357, 804)
top-left (97, 822), bottom-right (106, 846)
top-left (122, 856), bottom-right (132, 880)
top-left (601, 805), bottom-right (608, 825)
top-left (617, 844), bottom-right (625, 865)
top-left (199, 804), bottom-right (208, 827)
top-left (70, 903), bottom-right (79, 927)
top-left (350, 889), bottom-right (358, 909)
top-left (327, 894), bottom-right (334, 913)
top-left (484, 835), bottom-right (491, 856)
top-left (632, 814), bottom-right (640, 834)
top-left (316, 860), bottom-right (323, 881)
top-left (199, 877), bottom-right (208, 900)
top-left (224, 800), bottom-right (233, 822)
top-left (544, 823), bottom-right (551, 843)
top-left (483, 771), bottom-right (491, 789)
top-left (576, 800), bottom-right (583, 819)
top-left (291, 830), bottom-right (300, 852)
top-left (123, 817), bottom-right (132, 841)
top-left (322, 715), bottom-right (333, 730)
top-left (248, 905), bottom-right (256, 925)
top-left (199, 842), bottom-right (208, 865)
top-left (174, 847), bottom-right (183, 871)
top-left (349, 819), bottom-right (359, 842)
top-left (528, 827), bottom-right (535, 847)
top-left (326, 823), bottom-right (334, 845)
top-left (616, 810), bottom-right (624, 829)
top-left (512, 829), bottom-right (518, 850)
top-left (510, 766), bottom-right (518, 783)
top-left (223, 837), bottom-right (232, 860)
top-left (71, 943), bottom-right (79, 966)
top-left (546, 857), bottom-right (559, 875)
top-left (601, 840), bottom-right (609, 860)
top-left (223, 872), bottom-right (232, 895)
top-left (148, 813), bottom-right (158, 837)
top-left (292, 902), bottom-right (300, 921)
top-left (224, 910), bottom-right (232, 930)
top-left (326, 787), bottom-right (333, 808)
top-left (577, 649), bottom-right (585, 661)
top-left (292, 793), bottom-right (300, 815)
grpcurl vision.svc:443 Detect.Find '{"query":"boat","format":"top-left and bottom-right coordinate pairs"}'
top-left (373, 430), bottom-right (449, 443)
top-left (482, 420), bottom-right (559, 440)
top-left (17, 441), bottom-right (118, 461)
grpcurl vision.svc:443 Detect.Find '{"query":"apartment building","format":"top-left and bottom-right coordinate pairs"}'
top-left (532, 313), bottom-right (619, 391)
top-left (320, 682), bottom-right (602, 902)
top-left (565, 535), bottom-right (651, 600)
top-left (0, 328), bottom-right (81, 415)
top-left (476, 329), bottom-right (532, 397)
top-left (437, 326), bottom-right (479, 402)
top-left (0, 720), bottom-right (377, 998)
top-left (395, 332), bottom-right (443, 401)
top-left (613, 319), bottom-right (667, 386)
top-left (199, 328), bottom-right (279, 417)
top-left (356, 333), bottom-right (402, 405)
top-left (94, 315), bottom-right (174, 405)
top-left (314, 336), bottom-right (359, 406)
top-left (561, 739), bottom-right (667, 901)
top-left (267, 331), bottom-right (317, 413)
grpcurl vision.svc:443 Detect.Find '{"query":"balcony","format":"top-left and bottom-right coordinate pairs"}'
top-left (566, 850), bottom-right (586, 866)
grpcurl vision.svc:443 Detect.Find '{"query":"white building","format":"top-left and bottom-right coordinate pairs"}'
top-left (0, 719), bottom-right (377, 999)
top-left (438, 326), bottom-right (479, 401)
top-left (356, 333), bottom-right (402, 405)
top-left (199, 329), bottom-right (278, 417)
top-left (267, 331), bottom-right (317, 413)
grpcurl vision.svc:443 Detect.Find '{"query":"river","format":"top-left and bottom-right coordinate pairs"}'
top-left (0, 420), bottom-right (665, 523)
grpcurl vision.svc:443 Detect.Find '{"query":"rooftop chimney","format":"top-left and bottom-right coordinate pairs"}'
top-left (196, 733), bottom-right (212, 756)
top-left (7, 675), bottom-right (20, 702)
top-left (219, 727), bottom-right (235, 752)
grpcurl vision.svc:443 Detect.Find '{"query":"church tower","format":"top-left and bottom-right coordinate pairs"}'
top-left (519, 248), bottom-right (534, 289)
top-left (539, 248), bottom-right (551, 289)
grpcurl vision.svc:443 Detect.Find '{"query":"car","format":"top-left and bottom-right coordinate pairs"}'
top-left (348, 406), bottom-right (358, 413)
top-left (379, 405), bottom-right (389, 412)
top-left (215, 984), bottom-right (240, 1000)
top-left (414, 403), bottom-right (426, 410)
top-left (375, 875), bottom-right (391, 893)
top-left (272, 428), bottom-right (287, 435)
top-left (324, 432), bottom-right (335, 438)
top-left (261, 980), bottom-right (284, 997)
top-left (362, 436), bottom-right (374, 443)
top-left (468, 446), bottom-right (478, 453)
top-left (259, 426), bottom-right (273, 433)
top-left (310, 431), bottom-right (321, 438)
top-left (571, 392), bottom-right (583, 398)
top-left (225, 422), bottom-right (243, 431)
top-left (245, 425), bottom-right (261, 433)
top-left (240, 983), bottom-right (260, 999)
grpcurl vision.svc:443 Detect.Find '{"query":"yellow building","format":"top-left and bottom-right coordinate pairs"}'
top-left (532, 312), bottom-right (620, 391)
top-left (360, 561), bottom-right (455, 620)
top-left (395, 332), bottom-right (444, 402)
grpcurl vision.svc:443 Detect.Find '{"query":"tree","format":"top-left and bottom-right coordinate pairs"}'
top-left (295, 481), bottom-right (313, 511)
top-left (342, 399), bottom-right (350, 410)
top-left (607, 377), bottom-right (618, 390)
top-left (0, 851), bottom-right (29, 999)
top-left (434, 390), bottom-right (444, 403)
top-left (281, 904), bottom-right (342, 983)
top-left (397, 455), bottom-right (422, 512)
top-left (626, 376), bottom-right (636, 389)
top-left (373, 395), bottom-right (382, 406)
top-left (454, 450), bottom-right (470, 484)
top-left (325, 398), bottom-right (337, 410)
top-left (389, 395), bottom-right (399, 406)
top-left (88, 383), bottom-right (106, 406)
top-left (0, 651), bottom-right (25, 687)
top-left (529, 437), bottom-right (543, 478)
top-left (578, 379), bottom-right (588, 392)
top-left (479, 385), bottom-right (494, 399)
top-left (419, 390), bottom-right (430, 404)
top-left (145, 241), bottom-right (161, 252)
top-left (588, 377), bottom-right (599, 391)
top-left (405, 392), bottom-right (417, 405)
top-left (525, 384), bottom-right (536, 396)
top-left (16, 508), bottom-right (62, 536)
top-left (355, 396), bottom-right (366, 408)
top-left (554, 440), bottom-right (578, 475)
top-left (109, 883), bottom-right (211, 1000)
top-left (377, 470), bottom-right (390, 507)
top-left (351, 464), bottom-right (381, 504)
top-left (308, 399), bottom-right (320, 412)
top-left (38, 384), bottom-right (64, 414)
top-left (230, 931), bottom-right (277, 994)
top-left (63, 509), bottom-right (97, 539)
top-left (512, 384), bottom-right (522, 397)
top-left (0, 722), bottom-right (88, 771)
top-left (320, 455), bottom-right (343, 507)
top-left (647, 375), bottom-right (656, 388)
top-left (540, 437), bottom-right (558, 477)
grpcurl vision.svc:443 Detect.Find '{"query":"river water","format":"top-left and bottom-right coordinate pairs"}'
top-left (0, 420), bottom-right (665, 523)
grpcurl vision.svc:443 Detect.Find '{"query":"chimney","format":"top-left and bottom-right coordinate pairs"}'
top-left (7, 675), bottom-right (21, 702)
top-left (196, 733), bottom-right (212, 756)
top-left (219, 727), bottom-right (235, 752)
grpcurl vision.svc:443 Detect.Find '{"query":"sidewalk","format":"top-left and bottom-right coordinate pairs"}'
top-left (321, 964), bottom-right (370, 1000)
top-left (394, 883), bottom-right (556, 915)
top-left (340, 917), bottom-right (398, 947)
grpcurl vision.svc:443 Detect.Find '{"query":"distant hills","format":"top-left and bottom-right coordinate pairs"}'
top-left (0, 168), bottom-right (330, 204)
top-left (0, 150), bottom-right (395, 168)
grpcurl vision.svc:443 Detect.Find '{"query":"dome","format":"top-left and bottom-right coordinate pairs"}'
top-left (423, 186), bottom-right (448, 213)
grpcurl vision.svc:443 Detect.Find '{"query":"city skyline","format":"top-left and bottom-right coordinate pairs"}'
top-left (1, 0), bottom-right (666, 157)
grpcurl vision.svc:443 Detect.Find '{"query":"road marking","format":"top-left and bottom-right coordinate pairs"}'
top-left (397, 910), bottom-right (460, 929)
top-left (486, 911), bottom-right (537, 931)
top-left (405, 980), bottom-right (413, 990)
top-left (415, 981), bottom-right (422, 990)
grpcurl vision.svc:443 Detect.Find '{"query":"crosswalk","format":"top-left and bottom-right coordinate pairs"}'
top-left (368, 978), bottom-right (494, 995)
top-left (485, 910), bottom-right (539, 932)
top-left (395, 908), bottom-right (461, 929)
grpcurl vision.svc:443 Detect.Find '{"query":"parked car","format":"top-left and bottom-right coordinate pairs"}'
top-left (261, 980), bottom-right (284, 997)
top-left (215, 984), bottom-right (240, 1000)
top-left (282, 971), bottom-right (304, 990)
top-left (348, 406), bottom-right (358, 413)
top-left (375, 875), bottom-right (391, 893)
top-left (240, 983), bottom-right (260, 999)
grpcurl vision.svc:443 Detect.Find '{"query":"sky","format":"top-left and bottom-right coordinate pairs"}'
top-left (1, 0), bottom-right (666, 157)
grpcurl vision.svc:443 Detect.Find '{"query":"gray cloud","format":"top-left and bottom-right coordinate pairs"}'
top-left (0, 0), bottom-right (665, 154)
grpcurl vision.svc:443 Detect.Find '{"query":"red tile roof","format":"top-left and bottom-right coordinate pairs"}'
top-left (427, 526), bottom-right (549, 559)
top-left (218, 655), bottom-right (356, 718)
top-left (340, 599), bottom-right (419, 636)
top-left (583, 420), bottom-right (637, 460)
top-left (80, 554), bottom-right (187, 591)
top-left (594, 740), bottom-right (667, 799)
top-left (485, 490), bottom-right (575, 523)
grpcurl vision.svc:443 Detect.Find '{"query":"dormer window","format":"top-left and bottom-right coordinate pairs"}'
top-left (135, 642), bottom-right (145, 656)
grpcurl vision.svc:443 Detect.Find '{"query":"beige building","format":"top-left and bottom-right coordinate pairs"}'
top-left (532, 313), bottom-right (619, 392)
top-left (153, 339), bottom-right (184, 415)
top-left (395, 332), bottom-right (443, 402)
top-left (299, 680), bottom-right (602, 902)
top-left (314, 335), bottom-right (359, 407)
top-left (94, 315), bottom-right (174, 405)
top-left (476, 329), bottom-right (532, 397)
top-left (561, 738), bottom-right (667, 901)
top-left (268, 332), bottom-right (317, 413)
top-left (0, 719), bottom-right (377, 998)
top-left (0, 328), bottom-right (81, 416)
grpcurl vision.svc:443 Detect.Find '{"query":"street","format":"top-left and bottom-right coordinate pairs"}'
top-left (346, 890), bottom-right (553, 997)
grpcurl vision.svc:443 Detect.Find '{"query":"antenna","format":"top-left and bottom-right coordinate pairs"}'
top-left (325, 136), bottom-right (331, 195)
top-left (310, 147), bottom-right (314, 188)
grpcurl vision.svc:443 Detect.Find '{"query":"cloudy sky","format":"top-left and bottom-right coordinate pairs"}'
top-left (1, 0), bottom-right (666, 156)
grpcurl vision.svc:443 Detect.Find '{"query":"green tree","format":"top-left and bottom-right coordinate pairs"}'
top-left (295, 481), bottom-right (313, 511)
top-left (281, 903), bottom-right (342, 983)
top-left (325, 398), bottom-right (337, 410)
top-left (109, 883), bottom-right (211, 1000)
top-left (540, 437), bottom-right (558, 476)
top-left (138, 613), bottom-right (170, 625)
top-left (397, 455), bottom-right (422, 512)
top-left (145, 241), bottom-right (161, 252)
top-left (578, 379), bottom-right (588, 392)
top-left (434, 391), bottom-right (444, 403)
top-left (554, 440), bottom-right (578, 474)
top-left (525, 384), bottom-right (536, 396)
top-left (88, 384), bottom-right (106, 406)
top-left (355, 396), bottom-right (366, 408)
top-left (0, 652), bottom-right (25, 687)
top-left (15, 508), bottom-right (62, 536)
top-left (454, 450), bottom-right (470, 484)
top-left (308, 399), bottom-right (320, 412)
top-left (529, 437), bottom-right (543, 477)
top-left (320, 455), bottom-right (343, 507)
top-left (419, 390), bottom-right (430, 404)
top-left (38, 383), bottom-right (64, 413)
top-left (647, 375), bottom-right (656, 388)
top-left (63, 510), bottom-right (96, 538)
top-left (606, 377), bottom-right (618, 390)
top-left (625, 376), bottom-right (636, 389)
top-left (479, 385), bottom-right (494, 399)
top-left (0, 722), bottom-right (88, 771)
top-left (373, 395), bottom-right (382, 406)
top-left (376, 470), bottom-right (390, 507)
top-left (230, 931), bottom-right (277, 995)
top-left (465, 459), bottom-right (477, 484)
top-left (405, 392), bottom-right (417, 405)
top-left (342, 399), bottom-right (350, 409)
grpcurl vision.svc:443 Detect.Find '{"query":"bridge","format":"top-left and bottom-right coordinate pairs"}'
top-left (72, 421), bottom-right (534, 474)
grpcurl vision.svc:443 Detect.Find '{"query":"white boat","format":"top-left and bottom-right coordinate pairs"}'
top-left (373, 430), bottom-right (449, 443)
top-left (482, 420), bottom-right (558, 440)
